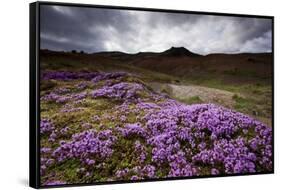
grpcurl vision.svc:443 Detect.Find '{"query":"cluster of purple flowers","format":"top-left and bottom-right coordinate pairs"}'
top-left (118, 123), bottom-right (147, 138)
top-left (142, 103), bottom-right (272, 176)
top-left (115, 164), bottom-right (156, 180)
top-left (41, 91), bottom-right (88, 104)
top-left (91, 71), bottom-right (128, 83)
top-left (42, 71), bottom-right (128, 82)
top-left (42, 71), bottom-right (99, 80)
top-left (52, 129), bottom-right (117, 164)
top-left (40, 119), bottom-right (54, 134)
top-left (136, 102), bottom-right (161, 110)
top-left (91, 82), bottom-right (144, 101)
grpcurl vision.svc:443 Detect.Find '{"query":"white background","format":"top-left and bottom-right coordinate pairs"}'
top-left (0, 0), bottom-right (279, 189)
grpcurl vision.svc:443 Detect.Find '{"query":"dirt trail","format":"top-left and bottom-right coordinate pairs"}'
top-left (149, 82), bottom-right (237, 108)
top-left (168, 84), bottom-right (236, 107)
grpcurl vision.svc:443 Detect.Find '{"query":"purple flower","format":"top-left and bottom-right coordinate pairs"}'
top-left (130, 175), bottom-right (139, 180)
top-left (41, 147), bottom-right (51, 154)
top-left (119, 123), bottom-right (147, 138)
top-left (211, 168), bottom-right (220, 175)
top-left (40, 119), bottom-right (54, 134)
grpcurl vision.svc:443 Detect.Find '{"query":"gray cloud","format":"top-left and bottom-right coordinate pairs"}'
top-left (40, 5), bottom-right (272, 54)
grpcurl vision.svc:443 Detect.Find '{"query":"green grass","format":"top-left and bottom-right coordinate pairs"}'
top-left (231, 94), bottom-right (271, 121)
top-left (223, 68), bottom-right (261, 78)
top-left (232, 94), bottom-right (253, 111)
top-left (178, 96), bottom-right (203, 105)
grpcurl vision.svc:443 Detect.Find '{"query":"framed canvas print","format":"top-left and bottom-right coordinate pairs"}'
top-left (29, 1), bottom-right (274, 188)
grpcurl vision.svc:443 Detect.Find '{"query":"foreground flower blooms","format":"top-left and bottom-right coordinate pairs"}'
top-left (40, 71), bottom-right (272, 185)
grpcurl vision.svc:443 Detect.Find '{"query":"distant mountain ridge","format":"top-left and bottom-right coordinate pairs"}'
top-left (162, 47), bottom-right (201, 57)
top-left (92, 46), bottom-right (201, 57)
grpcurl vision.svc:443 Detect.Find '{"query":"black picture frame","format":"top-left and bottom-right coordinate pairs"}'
top-left (30, 1), bottom-right (274, 188)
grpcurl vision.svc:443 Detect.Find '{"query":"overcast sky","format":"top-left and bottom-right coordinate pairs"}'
top-left (40, 5), bottom-right (272, 55)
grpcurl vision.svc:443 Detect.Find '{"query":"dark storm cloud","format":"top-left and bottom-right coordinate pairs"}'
top-left (40, 5), bottom-right (272, 54)
top-left (40, 5), bottom-right (137, 52)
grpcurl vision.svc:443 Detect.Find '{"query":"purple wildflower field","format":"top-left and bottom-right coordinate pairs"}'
top-left (40, 70), bottom-right (272, 185)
